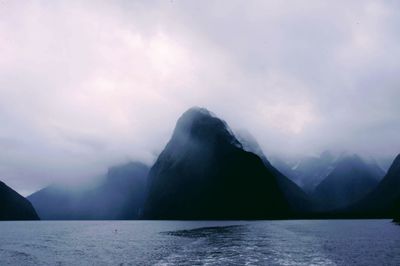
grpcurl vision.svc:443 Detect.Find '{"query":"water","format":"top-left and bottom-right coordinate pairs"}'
top-left (0, 220), bottom-right (399, 265)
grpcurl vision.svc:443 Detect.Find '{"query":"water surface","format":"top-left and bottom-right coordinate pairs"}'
top-left (0, 220), bottom-right (399, 265)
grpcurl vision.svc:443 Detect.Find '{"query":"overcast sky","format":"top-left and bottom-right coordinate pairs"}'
top-left (1, 1), bottom-right (399, 195)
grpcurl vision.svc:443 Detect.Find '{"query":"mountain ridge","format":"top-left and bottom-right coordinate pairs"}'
top-left (143, 107), bottom-right (292, 219)
top-left (312, 154), bottom-right (382, 211)
top-left (28, 162), bottom-right (149, 220)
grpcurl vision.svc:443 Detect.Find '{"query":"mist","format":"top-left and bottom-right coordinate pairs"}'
top-left (1, 1), bottom-right (399, 195)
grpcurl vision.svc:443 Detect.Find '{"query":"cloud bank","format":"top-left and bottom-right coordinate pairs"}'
top-left (0, 0), bottom-right (399, 194)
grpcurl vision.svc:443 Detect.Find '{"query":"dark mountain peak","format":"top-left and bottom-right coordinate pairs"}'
top-left (335, 154), bottom-right (366, 172)
top-left (313, 153), bottom-right (381, 211)
top-left (144, 108), bottom-right (291, 219)
top-left (323, 154), bottom-right (380, 183)
top-left (182, 106), bottom-right (213, 117)
top-left (333, 154), bottom-right (384, 180)
top-left (171, 107), bottom-right (241, 149)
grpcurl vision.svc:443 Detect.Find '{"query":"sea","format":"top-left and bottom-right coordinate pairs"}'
top-left (0, 220), bottom-right (399, 265)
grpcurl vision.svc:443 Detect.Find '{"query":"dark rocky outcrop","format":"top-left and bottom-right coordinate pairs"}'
top-left (0, 181), bottom-right (39, 220)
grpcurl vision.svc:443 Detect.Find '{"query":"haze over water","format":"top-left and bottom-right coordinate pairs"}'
top-left (1, 1), bottom-right (400, 265)
top-left (1, 220), bottom-right (399, 265)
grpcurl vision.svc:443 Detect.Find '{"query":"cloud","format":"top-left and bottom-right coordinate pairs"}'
top-left (0, 0), bottom-right (399, 194)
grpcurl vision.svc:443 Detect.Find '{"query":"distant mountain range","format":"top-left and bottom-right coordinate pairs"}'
top-left (0, 181), bottom-right (39, 220)
top-left (312, 154), bottom-right (382, 211)
top-left (271, 152), bottom-right (384, 192)
top-left (28, 162), bottom-right (148, 220)
top-left (270, 152), bottom-right (337, 194)
top-left (1, 107), bottom-right (398, 220)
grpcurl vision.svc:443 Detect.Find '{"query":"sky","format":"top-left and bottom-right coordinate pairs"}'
top-left (1, 0), bottom-right (399, 195)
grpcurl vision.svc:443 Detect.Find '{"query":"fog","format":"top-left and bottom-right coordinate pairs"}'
top-left (1, 1), bottom-right (399, 195)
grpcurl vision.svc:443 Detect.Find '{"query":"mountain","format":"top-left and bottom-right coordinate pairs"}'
top-left (289, 152), bottom-right (335, 194)
top-left (28, 162), bottom-right (148, 220)
top-left (312, 155), bottom-right (382, 211)
top-left (143, 107), bottom-right (291, 220)
top-left (351, 154), bottom-right (400, 217)
top-left (268, 157), bottom-right (299, 184)
top-left (0, 181), bottom-right (39, 220)
top-left (236, 130), bottom-right (312, 212)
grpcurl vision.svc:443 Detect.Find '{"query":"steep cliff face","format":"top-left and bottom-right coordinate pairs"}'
top-left (0, 181), bottom-right (39, 220)
top-left (236, 130), bottom-right (312, 213)
top-left (143, 107), bottom-right (291, 219)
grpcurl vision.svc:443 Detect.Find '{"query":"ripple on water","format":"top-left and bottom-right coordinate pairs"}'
top-left (0, 220), bottom-right (400, 265)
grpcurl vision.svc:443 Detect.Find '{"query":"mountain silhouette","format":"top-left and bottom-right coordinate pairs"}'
top-left (143, 107), bottom-right (291, 219)
top-left (28, 162), bottom-right (148, 220)
top-left (236, 130), bottom-right (312, 212)
top-left (272, 151), bottom-right (335, 195)
top-left (0, 181), bottom-right (39, 220)
top-left (351, 154), bottom-right (400, 217)
top-left (312, 154), bottom-right (382, 211)
top-left (268, 157), bottom-right (299, 185)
